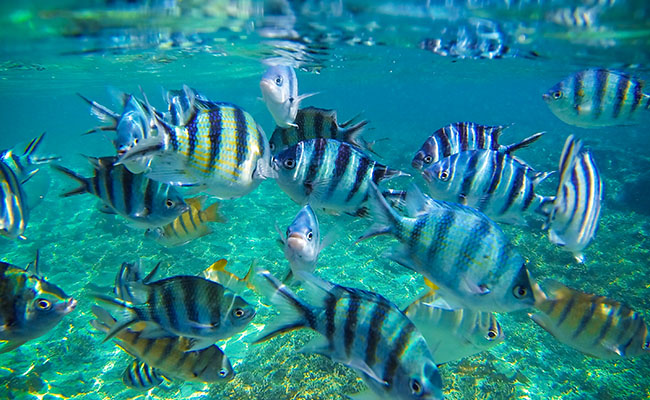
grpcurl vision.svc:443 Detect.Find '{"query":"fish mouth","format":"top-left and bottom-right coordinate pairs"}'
top-left (421, 169), bottom-right (433, 183)
top-left (541, 93), bottom-right (551, 102)
top-left (411, 159), bottom-right (423, 170)
top-left (287, 234), bottom-right (306, 251)
top-left (259, 80), bottom-right (281, 101)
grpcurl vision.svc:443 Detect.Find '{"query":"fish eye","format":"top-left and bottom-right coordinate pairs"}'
top-left (307, 231), bottom-right (313, 241)
top-left (219, 369), bottom-right (228, 377)
top-left (233, 308), bottom-right (245, 318)
top-left (513, 285), bottom-right (528, 299)
top-left (269, 142), bottom-right (275, 151)
top-left (283, 158), bottom-right (296, 169)
top-left (487, 329), bottom-right (498, 340)
top-left (553, 90), bottom-right (563, 99)
top-left (165, 199), bottom-right (175, 208)
top-left (410, 378), bottom-right (423, 395)
top-left (36, 298), bottom-right (52, 310)
top-left (423, 155), bottom-right (433, 164)
top-left (275, 76), bottom-right (283, 86)
top-left (438, 169), bottom-right (450, 181)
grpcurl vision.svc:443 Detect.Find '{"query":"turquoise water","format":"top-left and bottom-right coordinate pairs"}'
top-left (1, 1), bottom-right (649, 399)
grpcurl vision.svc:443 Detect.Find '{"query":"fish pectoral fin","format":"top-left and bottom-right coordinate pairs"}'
top-left (349, 389), bottom-right (382, 400)
top-left (182, 336), bottom-right (216, 352)
top-left (345, 358), bottom-right (388, 387)
top-left (98, 204), bottom-right (117, 215)
top-left (298, 335), bottom-right (330, 357)
top-left (0, 340), bottom-right (27, 354)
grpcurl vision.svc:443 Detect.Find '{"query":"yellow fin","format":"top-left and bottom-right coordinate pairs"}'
top-left (424, 277), bottom-right (439, 292)
top-left (200, 201), bottom-right (226, 223)
top-left (185, 195), bottom-right (206, 210)
top-left (202, 259), bottom-right (228, 281)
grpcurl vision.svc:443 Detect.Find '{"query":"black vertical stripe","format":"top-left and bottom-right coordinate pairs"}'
top-left (486, 152), bottom-right (505, 194)
top-left (313, 111), bottom-right (324, 139)
top-left (556, 294), bottom-right (576, 326)
top-left (328, 143), bottom-right (351, 196)
top-left (141, 337), bottom-right (156, 357)
top-left (143, 179), bottom-right (155, 216)
top-left (209, 284), bottom-right (223, 327)
top-left (409, 217), bottom-right (427, 251)
top-left (612, 74), bottom-right (630, 119)
top-left (572, 297), bottom-right (597, 338)
top-left (304, 139), bottom-right (326, 196)
top-left (162, 285), bottom-right (178, 330)
top-left (522, 180), bottom-right (536, 211)
top-left (438, 126), bottom-right (452, 158)
top-left (371, 163), bottom-right (387, 184)
top-left (630, 80), bottom-right (644, 114)
top-left (343, 290), bottom-right (360, 358)
top-left (182, 278), bottom-right (198, 332)
top-left (207, 108), bottom-right (222, 172)
top-left (592, 69), bottom-right (608, 120)
top-left (382, 322), bottom-right (416, 386)
top-left (324, 293), bottom-right (337, 345)
top-left (295, 111), bottom-right (306, 142)
top-left (165, 120), bottom-right (179, 151)
top-left (175, 346), bottom-right (191, 368)
top-left (178, 212), bottom-right (190, 235)
top-left (156, 338), bottom-right (176, 365)
top-left (329, 114), bottom-right (338, 139)
top-left (593, 306), bottom-right (616, 345)
top-left (234, 108), bottom-right (248, 167)
top-left (186, 117), bottom-right (198, 159)
top-left (346, 156), bottom-right (370, 202)
top-left (121, 166), bottom-right (134, 216)
top-left (365, 297), bottom-right (389, 367)
top-left (501, 163), bottom-right (525, 214)
top-left (102, 164), bottom-right (115, 208)
top-left (459, 151), bottom-right (481, 201)
top-left (459, 122), bottom-right (469, 150)
top-left (573, 70), bottom-right (584, 115)
top-left (476, 124), bottom-right (486, 149)
top-left (426, 210), bottom-right (455, 261)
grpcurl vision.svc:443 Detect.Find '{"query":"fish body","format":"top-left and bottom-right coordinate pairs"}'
top-left (404, 293), bottom-right (504, 364)
top-left (1, 132), bottom-right (60, 182)
top-left (260, 65), bottom-right (315, 128)
top-left (52, 156), bottom-right (188, 229)
top-left (253, 268), bottom-right (444, 400)
top-left (269, 106), bottom-right (370, 155)
top-left (278, 205), bottom-right (323, 278)
top-left (91, 306), bottom-right (235, 382)
top-left (541, 135), bottom-right (602, 263)
top-left (145, 196), bottom-right (225, 247)
top-left (411, 122), bottom-right (544, 170)
top-left (122, 360), bottom-right (164, 390)
top-left (273, 139), bottom-right (407, 216)
top-left (359, 184), bottom-right (536, 313)
top-left (0, 255), bottom-right (77, 353)
top-left (0, 160), bottom-right (29, 240)
top-left (118, 97), bottom-right (273, 199)
top-left (422, 150), bottom-right (552, 225)
top-left (93, 275), bottom-right (256, 350)
top-left (530, 280), bottom-right (650, 359)
top-left (543, 68), bottom-right (650, 128)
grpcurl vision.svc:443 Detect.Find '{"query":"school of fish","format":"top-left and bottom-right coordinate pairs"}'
top-left (0, 63), bottom-right (648, 399)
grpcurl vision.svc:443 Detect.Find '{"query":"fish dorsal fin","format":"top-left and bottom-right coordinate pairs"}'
top-left (556, 135), bottom-right (583, 196)
top-left (27, 250), bottom-right (41, 276)
top-left (540, 279), bottom-right (572, 300)
top-left (124, 281), bottom-right (149, 304)
top-left (185, 195), bottom-right (205, 210)
top-left (405, 183), bottom-right (435, 217)
top-left (203, 259), bottom-right (228, 278)
top-left (143, 261), bottom-right (161, 284)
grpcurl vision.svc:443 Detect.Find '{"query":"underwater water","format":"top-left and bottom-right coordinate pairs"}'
top-left (1, 0), bottom-right (649, 399)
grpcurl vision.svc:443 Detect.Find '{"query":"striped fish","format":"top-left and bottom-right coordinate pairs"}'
top-left (358, 184), bottom-right (536, 312)
top-left (145, 196), bottom-right (226, 247)
top-left (541, 135), bottom-right (602, 263)
top-left (122, 360), bottom-right (165, 390)
top-left (0, 160), bottom-right (29, 240)
top-left (52, 156), bottom-right (188, 229)
top-left (1, 132), bottom-right (60, 182)
top-left (273, 138), bottom-right (408, 216)
top-left (268, 107), bottom-right (370, 155)
top-left (91, 306), bottom-right (235, 383)
top-left (93, 274), bottom-right (256, 351)
top-left (543, 68), bottom-right (650, 128)
top-left (404, 291), bottom-right (504, 364)
top-left (411, 122), bottom-right (544, 170)
top-left (530, 279), bottom-right (650, 359)
top-left (260, 64), bottom-right (316, 128)
top-left (253, 268), bottom-right (444, 400)
top-left (117, 88), bottom-right (274, 199)
top-left (422, 150), bottom-right (553, 225)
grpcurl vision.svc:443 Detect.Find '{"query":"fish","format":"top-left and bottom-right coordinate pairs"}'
top-left (403, 291), bottom-right (504, 364)
top-left (0, 252), bottom-right (77, 353)
top-left (530, 279), bottom-right (650, 359)
top-left (268, 106), bottom-right (371, 155)
top-left (0, 159), bottom-right (29, 240)
top-left (1, 132), bottom-right (60, 182)
top-left (52, 156), bottom-right (188, 229)
top-left (358, 183), bottom-right (536, 312)
top-left (253, 268), bottom-right (444, 400)
top-left (260, 64), bottom-right (316, 128)
top-left (122, 360), bottom-right (165, 390)
top-left (201, 259), bottom-right (255, 294)
top-left (91, 305), bottom-right (235, 382)
top-left (114, 260), bottom-right (160, 303)
top-left (79, 92), bottom-right (159, 173)
top-left (542, 68), bottom-right (650, 128)
top-left (411, 122), bottom-right (544, 170)
top-left (93, 274), bottom-right (256, 351)
top-left (145, 196), bottom-right (226, 247)
top-left (277, 205), bottom-right (327, 280)
top-left (422, 150), bottom-right (553, 225)
top-left (540, 135), bottom-right (602, 263)
top-left (117, 87), bottom-right (274, 199)
top-left (273, 138), bottom-right (408, 216)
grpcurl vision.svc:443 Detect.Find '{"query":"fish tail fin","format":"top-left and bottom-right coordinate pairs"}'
top-left (50, 164), bottom-right (90, 197)
top-left (252, 267), bottom-right (314, 344)
top-left (504, 131), bottom-right (545, 154)
top-left (356, 183), bottom-right (400, 243)
top-left (78, 93), bottom-right (119, 126)
top-left (242, 260), bottom-right (256, 291)
top-left (92, 293), bottom-right (139, 342)
top-left (90, 305), bottom-right (117, 333)
top-left (201, 201), bottom-right (227, 224)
